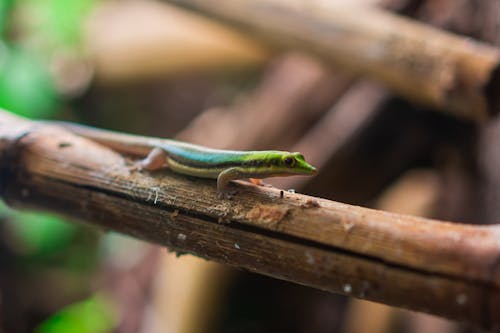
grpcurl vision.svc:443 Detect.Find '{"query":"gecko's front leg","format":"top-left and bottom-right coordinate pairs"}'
top-left (217, 167), bottom-right (247, 195)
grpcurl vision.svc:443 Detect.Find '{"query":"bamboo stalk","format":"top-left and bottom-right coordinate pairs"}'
top-left (0, 110), bottom-right (499, 329)
top-left (165, 0), bottom-right (500, 120)
top-left (86, 0), bottom-right (268, 83)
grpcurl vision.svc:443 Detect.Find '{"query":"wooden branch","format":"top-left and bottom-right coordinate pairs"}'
top-left (271, 81), bottom-right (389, 194)
top-left (87, 0), bottom-right (268, 83)
top-left (176, 53), bottom-right (352, 150)
top-left (165, 0), bottom-right (500, 121)
top-left (1, 110), bottom-right (500, 330)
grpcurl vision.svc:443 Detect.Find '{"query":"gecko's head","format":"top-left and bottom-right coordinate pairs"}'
top-left (246, 151), bottom-right (316, 177)
top-left (278, 152), bottom-right (317, 175)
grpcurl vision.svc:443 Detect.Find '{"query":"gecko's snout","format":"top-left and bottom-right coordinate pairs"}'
top-left (308, 166), bottom-right (318, 175)
top-left (300, 162), bottom-right (317, 175)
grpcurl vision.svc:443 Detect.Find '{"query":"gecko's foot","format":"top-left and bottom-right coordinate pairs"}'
top-left (249, 178), bottom-right (262, 186)
top-left (249, 178), bottom-right (273, 188)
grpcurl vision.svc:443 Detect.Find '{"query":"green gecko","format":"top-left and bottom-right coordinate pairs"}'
top-left (57, 122), bottom-right (317, 192)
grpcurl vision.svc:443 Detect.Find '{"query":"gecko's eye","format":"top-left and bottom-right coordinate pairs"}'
top-left (283, 156), bottom-right (295, 167)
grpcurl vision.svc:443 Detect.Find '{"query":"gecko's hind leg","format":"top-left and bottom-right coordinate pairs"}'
top-left (130, 147), bottom-right (168, 172)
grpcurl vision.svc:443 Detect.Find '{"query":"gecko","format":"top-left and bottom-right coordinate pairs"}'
top-left (55, 122), bottom-right (317, 192)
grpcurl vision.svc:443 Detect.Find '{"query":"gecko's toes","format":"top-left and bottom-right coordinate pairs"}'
top-left (249, 178), bottom-right (262, 186)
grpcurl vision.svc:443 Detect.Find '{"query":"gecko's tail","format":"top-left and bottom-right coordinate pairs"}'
top-left (43, 121), bottom-right (161, 156)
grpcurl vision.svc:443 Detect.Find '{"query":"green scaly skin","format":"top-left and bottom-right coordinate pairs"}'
top-left (53, 122), bottom-right (317, 192)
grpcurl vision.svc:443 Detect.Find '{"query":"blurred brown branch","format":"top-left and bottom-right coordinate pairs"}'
top-left (165, 0), bottom-right (500, 121)
top-left (177, 54), bottom-right (351, 149)
top-left (0, 110), bottom-right (500, 329)
top-left (86, 0), bottom-right (268, 83)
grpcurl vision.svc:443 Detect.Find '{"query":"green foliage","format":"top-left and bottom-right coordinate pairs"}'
top-left (0, 0), bottom-right (14, 35)
top-left (0, 44), bottom-right (58, 118)
top-left (0, 201), bottom-right (77, 256)
top-left (35, 293), bottom-right (118, 333)
top-left (0, 0), bottom-right (99, 118)
top-left (6, 211), bottom-right (76, 255)
top-left (0, 202), bottom-right (100, 277)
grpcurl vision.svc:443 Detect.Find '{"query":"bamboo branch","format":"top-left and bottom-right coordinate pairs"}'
top-left (176, 54), bottom-right (351, 150)
top-left (271, 81), bottom-right (389, 193)
top-left (165, 0), bottom-right (500, 121)
top-left (0, 110), bottom-right (499, 329)
top-left (87, 0), bottom-right (268, 83)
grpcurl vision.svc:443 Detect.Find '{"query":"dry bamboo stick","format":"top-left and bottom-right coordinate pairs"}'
top-left (271, 80), bottom-right (389, 192)
top-left (86, 0), bottom-right (268, 83)
top-left (176, 53), bottom-right (351, 150)
top-left (0, 111), bottom-right (499, 329)
top-left (165, 0), bottom-right (500, 120)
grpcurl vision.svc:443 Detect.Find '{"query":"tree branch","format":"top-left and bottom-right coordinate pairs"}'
top-left (164, 0), bottom-right (500, 121)
top-left (0, 110), bottom-right (499, 329)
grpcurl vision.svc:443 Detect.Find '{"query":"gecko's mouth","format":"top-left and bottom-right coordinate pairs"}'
top-left (299, 163), bottom-right (317, 175)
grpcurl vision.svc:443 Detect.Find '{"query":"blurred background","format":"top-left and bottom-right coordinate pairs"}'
top-left (0, 0), bottom-right (498, 332)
